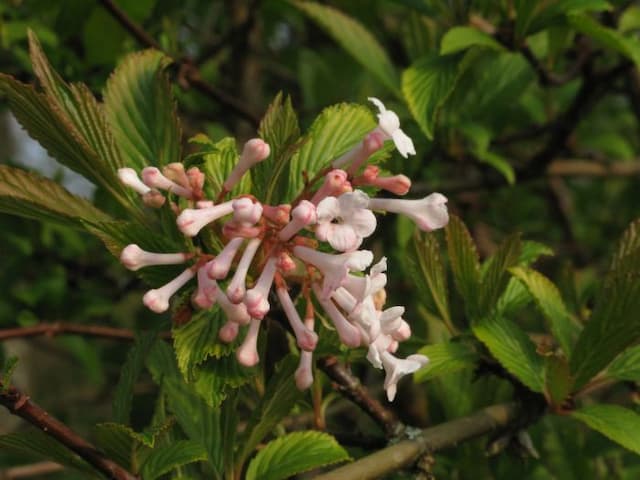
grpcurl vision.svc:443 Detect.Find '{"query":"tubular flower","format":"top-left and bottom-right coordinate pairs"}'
top-left (117, 96), bottom-right (449, 402)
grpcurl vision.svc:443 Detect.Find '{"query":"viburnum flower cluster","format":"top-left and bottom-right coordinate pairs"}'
top-left (118, 98), bottom-right (449, 401)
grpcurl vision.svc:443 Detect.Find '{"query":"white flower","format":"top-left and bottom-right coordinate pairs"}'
top-left (368, 193), bottom-right (449, 232)
top-left (142, 268), bottom-right (195, 313)
top-left (316, 191), bottom-right (376, 252)
top-left (368, 97), bottom-right (416, 158)
top-left (120, 244), bottom-right (190, 271)
top-left (381, 352), bottom-right (429, 401)
top-left (176, 201), bottom-right (234, 237)
top-left (118, 168), bottom-right (151, 195)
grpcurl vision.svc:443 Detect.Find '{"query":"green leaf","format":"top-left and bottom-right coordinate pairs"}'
top-left (402, 53), bottom-right (460, 139)
top-left (568, 13), bottom-right (640, 66)
top-left (246, 431), bottom-right (350, 480)
top-left (441, 26), bottom-right (504, 55)
top-left (140, 440), bottom-right (207, 480)
top-left (254, 93), bottom-right (302, 203)
top-left (96, 420), bottom-right (174, 449)
top-left (0, 431), bottom-right (96, 476)
top-left (606, 345), bottom-right (640, 381)
top-left (408, 231), bottom-right (451, 326)
top-left (286, 103), bottom-right (376, 200)
top-left (480, 233), bottom-right (522, 316)
top-left (571, 404), bottom-right (640, 455)
top-left (610, 218), bottom-right (640, 272)
top-left (146, 338), bottom-right (182, 383)
top-left (514, 0), bottom-right (611, 38)
top-left (113, 332), bottom-right (157, 424)
top-left (473, 315), bottom-right (545, 392)
top-left (172, 308), bottom-right (236, 379)
top-left (510, 267), bottom-right (579, 356)
top-left (237, 355), bottom-right (303, 468)
top-left (475, 149), bottom-right (516, 185)
top-left (194, 356), bottom-right (257, 408)
top-left (414, 341), bottom-right (479, 382)
top-left (294, 2), bottom-right (399, 92)
top-left (544, 355), bottom-right (573, 407)
top-left (496, 277), bottom-right (533, 316)
top-left (104, 49), bottom-right (182, 169)
top-left (1, 356), bottom-right (18, 392)
top-left (519, 241), bottom-right (553, 265)
top-left (0, 166), bottom-right (111, 227)
top-left (445, 215), bottom-right (481, 318)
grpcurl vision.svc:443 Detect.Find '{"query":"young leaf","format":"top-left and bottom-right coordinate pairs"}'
top-left (103, 50), bottom-right (182, 169)
top-left (571, 404), bottom-right (640, 455)
top-left (286, 103), bottom-right (376, 201)
top-left (294, 2), bottom-right (399, 93)
top-left (473, 314), bottom-right (545, 392)
top-left (96, 420), bottom-right (175, 450)
top-left (414, 341), bottom-right (479, 383)
top-left (495, 277), bottom-right (532, 316)
top-left (245, 431), bottom-right (350, 480)
top-left (140, 440), bottom-right (207, 480)
top-left (510, 266), bottom-right (579, 356)
top-left (194, 356), bottom-right (257, 408)
top-left (402, 53), bottom-right (460, 139)
top-left (254, 93), bottom-right (301, 203)
top-left (544, 355), bottom-right (573, 407)
top-left (440, 26), bottom-right (504, 55)
top-left (445, 215), bottom-right (481, 318)
top-left (606, 345), bottom-right (640, 382)
top-left (93, 422), bottom-right (136, 470)
top-left (0, 166), bottom-right (111, 228)
top-left (237, 355), bottom-right (303, 468)
top-left (408, 231), bottom-right (451, 327)
top-left (479, 233), bottom-right (521, 316)
top-left (113, 332), bottom-right (158, 424)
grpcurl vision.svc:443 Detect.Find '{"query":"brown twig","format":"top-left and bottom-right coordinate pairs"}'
top-left (317, 356), bottom-right (403, 438)
top-left (0, 383), bottom-right (137, 480)
top-left (0, 323), bottom-right (170, 342)
top-left (97, 0), bottom-right (260, 127)
top-left (314, 402), bottom-right (520, 480)
top-left (0, 461), bottom-right (64, 479)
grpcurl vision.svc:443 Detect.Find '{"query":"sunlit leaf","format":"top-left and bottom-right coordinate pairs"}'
top-left (415, 341), bottom-right (479, 382)
top-left (571, 404), bottom-right (640, 455)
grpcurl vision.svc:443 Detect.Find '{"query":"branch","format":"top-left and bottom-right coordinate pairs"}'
top-left (0, 323), bottom-right (170, 342)
top-left (0, 461), bottom-right (64, 479)
top-left (315, 403), bottom-right (520, 480)
top-left (0, 383), bottom-right (137, 480)
top-left (97, 0), bottom-right (260, 127)
top-left (317, 356), bottom-right (403, 438)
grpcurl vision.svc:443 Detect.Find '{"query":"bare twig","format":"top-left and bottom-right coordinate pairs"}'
top-left (0, 461), bottom-right (64, 479)
top-left (0, 383), bottom-right (137, 480)
top-left (0, 323), bottom-right (170, 342)
top-left (97, 0), bottom-right (260, 127)
top-left (315, 403), bottom-right (520, 480)
top-left (318, 356), bottom-right (403, 438)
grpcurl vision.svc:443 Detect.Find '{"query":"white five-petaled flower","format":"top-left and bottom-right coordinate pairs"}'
top-left (380, 352), bottom-right (429, 401)
top-left (368, 97), bottom-right (416, 158)
top-left (316, 190), bottom-right (376, 252)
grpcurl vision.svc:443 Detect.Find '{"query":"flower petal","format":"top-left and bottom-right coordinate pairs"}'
top-left (327, 224), bottom-right (360, 252)
top-left (347, 208), bottom-right (377, 238)
top-left (316, 196), bottom-right (340, 223)
top-left (391, 129), bottom-right (416, 158)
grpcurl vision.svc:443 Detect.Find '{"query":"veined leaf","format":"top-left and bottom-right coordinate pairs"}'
top-left (237, 355), bottom-right (303, 468)
top-left (610, 218), bottom-right (640, 272)
top-left (0, 165), bottom-right (111, 227)
top-left (571, 404), bottom-right (640, 455)
top-left (445, 215), bottom-right (481, 318)
top-left (402, 53), bottom-right (460, 139)
top-left (496, 277), bottom-right (532, 316)
top-left (245, 431), bottom-right (350, 480)
top-left (96, 420), bottom-right (175, 450)
top-left (415, 341), bottom-right (479, 382)
top-left (104, 49), bottom-right (182, 169)
top-left (475, 149), bottom-right (515, 185)
top-left (140, 440), bottom-right (207, 480)
top-left (408, 231), bottom-right (450, 326)
top-left (441, 26), bottom-right (504, 55)
top-left (510, 267), bottom-right (579, 356)
top-left (606, 345), bottom-right (640, 381)
top-left (194, 356), bottom-right (257, 408)
top-left (255, 93), bottom-right (301, 203)
top-left (519, 241), bottom-right (553, 265)
top-left (479, 233), bottom-right (521, 317)
top-left (146, 338), bottom-right (182, 383)
top-left (93, 423), bottom-right (135, 470)
top-left (473, 315), bottom-right (545, 392)
top-left (568, 13), bottom-right (640, 67)
top-left (286, 103), bottom-right (376, 201)
top-left (544, 355), bottom-right (573, 407)
top-left (294, 2), bottom-right (399, 93)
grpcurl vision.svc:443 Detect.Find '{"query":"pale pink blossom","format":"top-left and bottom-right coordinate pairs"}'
top-left (368, 97), bottom-right (416, 158)
top-left (193, 262), bottom-right (218, 309)
top-left (353, 166), bottom-right (411, 196)
top-left (216, 289), bottom-right (251, 325)
top-left (232, 197), bottom-right (263, 225)
top-left (313, 284), bottom-right (361, 347)
top-left (331, 131), bottom-right (385, 173)
top-left (219, 319), bottom-right (240, 343)
top-left (368, 193), bottom-right (449, 231)
top-left (295, 314), bottom-right (316, 390)
top-left (263, 204), bottom-right (291, 225)
top-left (381, 352), bottom-right (429, 401)
top-left (176, 201), bottom-right (234, 237)
top-left (120, 244), bottom-right (191, 271)
top-left (276, 287), bottom-right (318, 351)
top-left (315, 191), bottom-right (376, 252)
top-left (244, 257), bottom-right (277, 319)
top-left (310, 169), bottom-right (352, 205)
top-left (208, 237), bottom-right (244, 280)
top-left (142, 268), bottom-right (195, 313)
top-left (342, 257), bottom-right (387, 302)
top-left (142, 166), bottom-right (193, 199)
top-left (236, 318), bottom-right (261, 367)
top-left (223, 138), bottom-right (270, 191)
top-left (226, 238), bottom-right (262, 303)
top-left (118, 168), bottom-right (151, 195)
top-left (278, 200), bottom-right (317, 241)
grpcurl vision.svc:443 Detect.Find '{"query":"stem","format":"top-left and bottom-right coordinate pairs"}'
top-left (0, 383), bottom-right (137, 480)
top-left (0, 323), bottom-right (170, 342)
top-left (315, 403), bottom-right (519, 480)
top-left (0, 461), bottom-right (64, 479)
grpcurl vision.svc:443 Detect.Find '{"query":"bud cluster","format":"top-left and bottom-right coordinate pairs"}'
top-left (118, 98), bottom-right (449, 401)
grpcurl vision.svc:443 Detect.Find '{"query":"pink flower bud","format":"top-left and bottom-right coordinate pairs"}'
top-left (223, 139), bottom-right (270, 191)
top-left (276, 287), bottom-right (318, 351)
top-left (120, 244), bottom-right (190, 271)
top-left (312, 283), bottom-right (361, 347)
top-left (187, 167), bottom-right (205, 197)
top-left (263, 204), bottom-right (291, 225)
top-left (219, 319), bottom-right (240, 343)
top-left (226, 238), bottom-right (261, 303)
top-left (193, 262), bottom-right (218, 309)
top-left (276, 251), bottom-right (297, 273)
top-left (368, 193), bottom-right (449, 231)
top-left (353, 166), bottom-right (411, 196)
top-left (278, 200), bottom-right (317, 241)
top-left (142, 190), bottom-right (166, 208)
top-left (176, 201), bottom-right (234, 237)
top-left (142, 167), bottom-right (193, 199)
top-left (295, 351), bottom-right (314, 390)
top-left (217, 289), bottom-right (251, 325)
top-left (118, 168), bottom-right (151, 195)
top-left (391, 319), bottom-right (411, 342)
top-left (208, 237), bottom-right (244, 280)
top-left (244, 257), bottom-right (277, 319)
top-left (232, 197), bottom-right (263, 225)
top-left (222, 222), bottom-right (262, 239)
top-left (236, 318), bottom-right (261, 367)
top-left (142, 268), bottom-right (195, 313)
top-left (311, 169), bottom-right (352, 205)
top-left (163, 163), bottom-right (190, 187)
